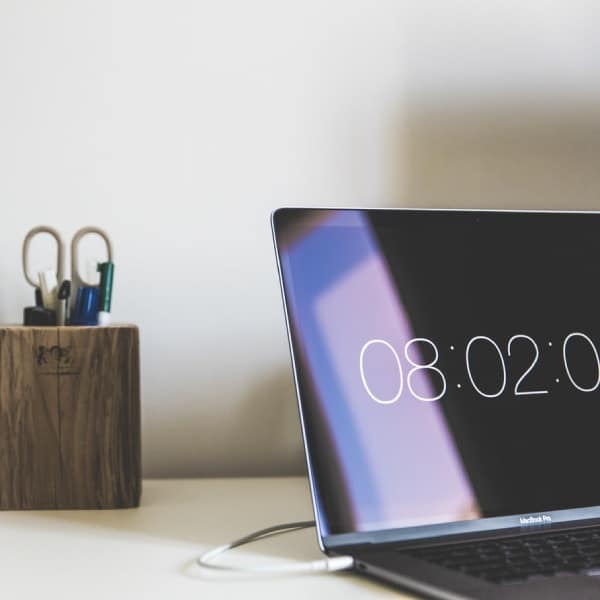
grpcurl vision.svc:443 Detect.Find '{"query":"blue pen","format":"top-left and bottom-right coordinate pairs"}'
top-left (71, 286), bottom-right (99, 326)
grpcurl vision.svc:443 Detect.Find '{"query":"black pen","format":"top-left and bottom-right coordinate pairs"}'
top-left (58, 280), bottom-right (71, 326)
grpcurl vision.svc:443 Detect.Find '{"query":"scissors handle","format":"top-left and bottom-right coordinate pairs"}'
top-left (71, 226), bottom-right (114, 289)
top-left (22, 226), bottom-right (65, 287)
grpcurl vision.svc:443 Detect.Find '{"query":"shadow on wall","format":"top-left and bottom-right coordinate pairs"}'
top-left (394, 104), bottom-right (600, 211)
top-left (233, 368), bottom-right (307, 477)
top-left (229, 103), bottom-right (600, 479)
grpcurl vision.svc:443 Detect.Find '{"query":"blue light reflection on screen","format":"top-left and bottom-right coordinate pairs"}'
top-left (281, 210), bottom-right (476, 535)
top-left (283, 212), bottom-right (380, 534)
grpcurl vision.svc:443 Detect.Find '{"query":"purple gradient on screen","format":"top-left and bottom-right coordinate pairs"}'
top-left (282, 211), bottom-right (479, 533)
top-left (315, 252), bottom-right (478, 530)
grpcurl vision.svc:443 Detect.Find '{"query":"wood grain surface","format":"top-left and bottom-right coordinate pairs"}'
top-left (0, 325), bottom-right (141, 510)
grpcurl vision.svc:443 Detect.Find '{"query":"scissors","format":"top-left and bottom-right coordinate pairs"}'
top-left (22, 225), bottom-right (113, 324)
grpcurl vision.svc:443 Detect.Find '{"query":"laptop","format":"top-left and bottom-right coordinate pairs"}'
top-left (272, 207), bottom-right (600, 599)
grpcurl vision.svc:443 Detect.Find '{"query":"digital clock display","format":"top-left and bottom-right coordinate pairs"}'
top-left (359, 331), bottom-right (600, 404)
top-left (274, 208), bottom-right (600, 537)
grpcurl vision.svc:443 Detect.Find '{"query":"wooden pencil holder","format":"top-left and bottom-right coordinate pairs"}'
top-left (0, 325), bottom-right (141, 510)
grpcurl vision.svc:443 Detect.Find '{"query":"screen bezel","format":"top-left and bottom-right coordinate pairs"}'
top-left (271, 206), bottom-right (600, 552)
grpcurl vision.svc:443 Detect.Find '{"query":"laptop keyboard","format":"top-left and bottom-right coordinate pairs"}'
top-left (407, 526), bottom-right (600, 584)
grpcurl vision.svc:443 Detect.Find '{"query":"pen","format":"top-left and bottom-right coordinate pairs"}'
top-left (97, 262), bottom-right (114, 326)
top-left (39, 270), bottom-right (58, 310)
top-left (70, 286), bottom-right (99, 326)
top-left (57, 279), bottom-right (71, 326)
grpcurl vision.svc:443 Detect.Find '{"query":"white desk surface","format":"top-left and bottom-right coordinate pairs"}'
top-left (0, 477), bottom-right (415, 599)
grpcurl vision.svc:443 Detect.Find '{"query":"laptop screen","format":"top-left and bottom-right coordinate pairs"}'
top-left (273, 208), bottom-right (600, 544)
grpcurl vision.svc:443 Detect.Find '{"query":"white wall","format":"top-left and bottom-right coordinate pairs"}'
top-left (1, 1), bottom-right (600, 476)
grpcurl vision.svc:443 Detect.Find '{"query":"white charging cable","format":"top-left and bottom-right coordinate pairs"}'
top-left (196, 520), bottom-right (354, 576)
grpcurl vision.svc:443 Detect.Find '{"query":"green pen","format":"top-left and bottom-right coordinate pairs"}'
top-left (97, 262), bottom-right (114, 326)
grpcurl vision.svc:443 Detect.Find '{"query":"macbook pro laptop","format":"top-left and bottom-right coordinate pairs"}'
top-left (272, 208), bottom-right (600, 599)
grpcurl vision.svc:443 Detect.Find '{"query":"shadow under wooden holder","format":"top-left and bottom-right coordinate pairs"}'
top-left (0, 325), bottom-right (141, 510)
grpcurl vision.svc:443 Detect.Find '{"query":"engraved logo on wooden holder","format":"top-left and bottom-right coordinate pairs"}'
top-left (35, 344), bottom-right (80, 375)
